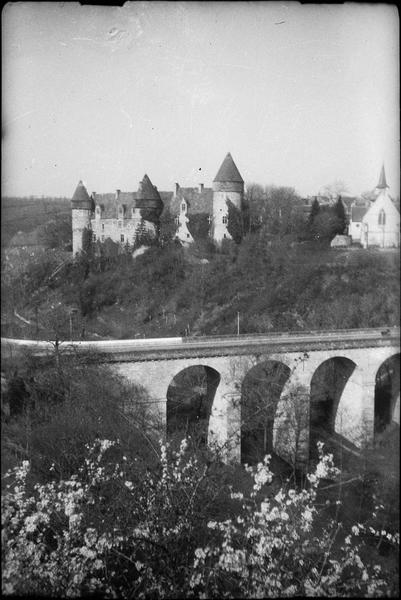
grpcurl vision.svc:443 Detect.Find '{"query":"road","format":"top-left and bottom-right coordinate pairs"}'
top-left (1, 327), bottom-right (399, 361)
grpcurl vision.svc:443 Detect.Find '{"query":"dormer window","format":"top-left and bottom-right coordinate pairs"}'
top-left (378, 209), bottom-right (386, 226)
top-left (181, 202), bottom-right (186, 213)
top-left (118, 204), bottom-right (127, 218)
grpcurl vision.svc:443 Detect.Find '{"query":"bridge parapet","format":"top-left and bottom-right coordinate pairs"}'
top-left (1, 328), bottom-right (399, 363)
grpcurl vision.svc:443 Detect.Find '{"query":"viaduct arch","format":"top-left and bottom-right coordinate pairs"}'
top-left (2, 329), bottom-right (399, 469)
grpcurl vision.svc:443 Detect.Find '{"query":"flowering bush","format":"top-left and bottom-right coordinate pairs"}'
top-left (2, 439), bottom-right (399, 598)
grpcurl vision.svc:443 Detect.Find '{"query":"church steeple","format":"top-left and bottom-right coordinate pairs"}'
top-left (376, 164), bottom-right (389, 190)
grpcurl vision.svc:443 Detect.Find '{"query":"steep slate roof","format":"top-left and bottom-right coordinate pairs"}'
top-left (137, 174), bottom-right (161, 201)
top-left (159, 191), bottom-right (174, 210)
top-left (351, 206), bottom-right (368, 222)
top-left (376, 165), bottom-right (389, 189)
top-left (168, 187), bottom-right (213, 215)
top-left (92, 175), bottom-right (162, 218)
top-left (213, 153), bottom-right (243, 183)
top-left (72, 180), bottom-right (92, 208)
top-left (92, 193), bottom-right (122, 219)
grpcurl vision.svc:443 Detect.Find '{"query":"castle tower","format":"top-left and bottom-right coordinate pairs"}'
top-left (212, 152), bottom-right (244, 242)
top-left (71, 180), bottom-right (93, 255)
top-left (135, 174), bottom-right (164, 236)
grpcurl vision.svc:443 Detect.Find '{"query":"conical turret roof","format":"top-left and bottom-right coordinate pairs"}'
top-left (376, 164), bottom-right (389, 189)
top-left (72, 180), bottom-right (92, 208)
top-left (137, 174), bottom-right (161, 201)
top-left (213, 153), bottom-right (244, 183)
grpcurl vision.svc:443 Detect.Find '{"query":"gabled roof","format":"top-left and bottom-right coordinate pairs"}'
top-left (72, 180), bottom-right (92, 208)
top-left (213, 153), bottom-right (243, 183)
top-left (361, 188), bottom-right (400, 222)
top-left (92, 193), bottom-right (119, 219)
top-left (351, 206), bottom-right (368, 222)
top-left (92, 175), bottom-right (163, 218)
top-left (376, 165), bottom-right (389, 189)
top-left (168, 187), bottom-right (213, 215)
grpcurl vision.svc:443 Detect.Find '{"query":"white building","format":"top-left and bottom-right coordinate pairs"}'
top-left (348, 166), bottom-right (400, 248)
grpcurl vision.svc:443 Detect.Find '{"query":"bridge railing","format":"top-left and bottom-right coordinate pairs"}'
top-left (182, 327), bottom-right (399, 343)
top-left (1, 327), bottom-right (399, 357)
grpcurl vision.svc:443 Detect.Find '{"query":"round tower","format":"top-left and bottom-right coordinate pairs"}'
top-left (212, 152), bottom-right (244, 243)
top-left (71, 180), bottom-right (93, 255)
top-left (135, 173), bottom-right (164, 236)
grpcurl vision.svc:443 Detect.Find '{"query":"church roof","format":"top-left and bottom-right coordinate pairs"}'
top-left (72, 180), bottom-right (92, 207)
top-left (376, 165), bottom-right (389, 189)
top-left (351, 206), bottom-right (368, 222)
top-left (213, 153), bottom-right (243, 183)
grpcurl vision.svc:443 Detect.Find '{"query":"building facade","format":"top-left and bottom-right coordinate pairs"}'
top-left (71, 174), bottom-right (163, 255)
top-left (71, 153), bottom-right (244, 254)
top-left (348, 166), bottom-right (400, 248)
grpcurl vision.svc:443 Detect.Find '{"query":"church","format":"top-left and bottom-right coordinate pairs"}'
top-left (348, 166), bottom-right (400, 248)
top-left (71, 153), bottom-right (244, 255)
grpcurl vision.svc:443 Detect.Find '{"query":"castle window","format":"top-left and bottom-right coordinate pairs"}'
top-left (378, 209), bottom-right (386, 226)
top-left (181, 203), bottom-right (186, 212)
top-left (102, 223), bottom-right (105, 230)
top-left (187, 233), bottom-right (190, 239)
top-left (120, 234), bottom-right (125, 243)
top-left (222, 215), bottom-right (228, 224)
top-left (174, 216), bottom-right (179, 225)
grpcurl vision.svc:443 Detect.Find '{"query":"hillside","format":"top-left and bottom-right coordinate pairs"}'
top-left (1, 231), bottom-right (399, 341)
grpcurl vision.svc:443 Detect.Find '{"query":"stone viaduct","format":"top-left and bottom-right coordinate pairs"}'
top-left (2, 328), bottom-right (399, 468)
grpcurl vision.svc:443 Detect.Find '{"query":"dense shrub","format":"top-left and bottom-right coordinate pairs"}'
top-left (1, 353), bottom-right (156, 482)
top-left (2, 440), bottom-right (399, 597)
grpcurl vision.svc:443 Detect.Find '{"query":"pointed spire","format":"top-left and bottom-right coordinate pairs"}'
top-left (71, 180), bottom-right (92, 208)
top-left (213, 152), bottom-right (243, 183)
top-left (137, 174), bottom-right (161, 201)
top-left (376, 164), bottom-right (389, 189)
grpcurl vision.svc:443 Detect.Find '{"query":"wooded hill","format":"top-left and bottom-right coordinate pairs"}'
top-left (2, 233), bottom-right (399, 341)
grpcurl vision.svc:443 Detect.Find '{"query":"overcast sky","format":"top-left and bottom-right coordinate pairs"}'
top-left (2, 1), bottom-right (399, 199)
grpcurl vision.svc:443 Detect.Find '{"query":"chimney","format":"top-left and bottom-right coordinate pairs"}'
top-left (199, 183), bottom-right (204, 193)
top-left (175, 182), bottom-right (179, 195)
top-left (116, 189), bottom-right (121, 200)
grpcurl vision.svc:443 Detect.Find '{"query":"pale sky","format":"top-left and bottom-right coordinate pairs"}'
top-left (2, 1), bottom-right (399, 199)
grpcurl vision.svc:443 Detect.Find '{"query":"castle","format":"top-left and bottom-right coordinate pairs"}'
top-left (71, 153), bottom-right (244, 255)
